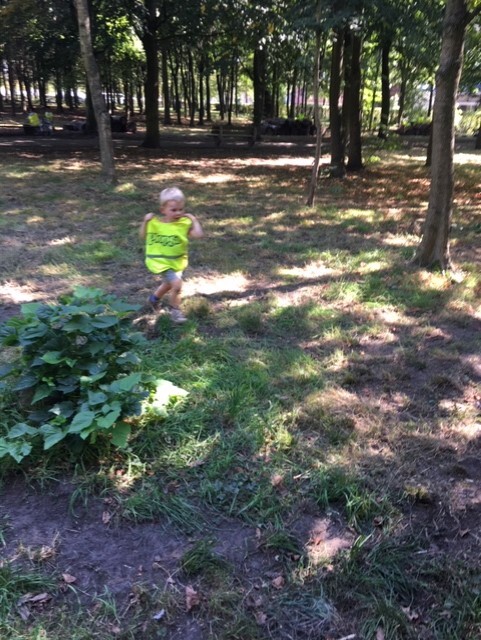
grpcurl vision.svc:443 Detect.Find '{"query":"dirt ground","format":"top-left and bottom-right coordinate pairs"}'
top-left (1, 127), bottom-right (480, 639)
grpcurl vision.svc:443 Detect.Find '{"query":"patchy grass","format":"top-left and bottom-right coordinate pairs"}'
top-left (0, 131), bottom-right (480, 639)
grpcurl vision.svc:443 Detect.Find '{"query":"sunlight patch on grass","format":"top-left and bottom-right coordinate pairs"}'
top-left (197, 173), bottom-right (238, 184)
top-left (277, 260), bottom-right (335, 280)
top-left (184, 271), bottom-right (249, 297)
top-left (38, 263), bottom-right (80, 277)
top-left (453, 421), bottom-right (481, 441)
top-left (47, 235), bottom-right (75, 247)
top-left (454, 151), bottom-right (481, 165)
top-left (0, 282), bottom-right (38, 304)
top-left (114, 182), bottom-right (137, 194)
top-left (325, 280), bottom-right (362, 303)
top-left (26, 214), bottom-right (44, 224)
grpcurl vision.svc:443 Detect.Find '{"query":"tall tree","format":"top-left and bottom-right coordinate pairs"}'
top-left (414, 0), bottom-right (481, 269)
top-left (75, 0), bottom-right (116, 182)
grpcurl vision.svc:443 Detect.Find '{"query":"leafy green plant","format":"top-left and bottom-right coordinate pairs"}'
top-left (0, 287), bottom-right (148, 462)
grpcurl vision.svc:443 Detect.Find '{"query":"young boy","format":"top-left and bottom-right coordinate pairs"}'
top-left (140, 187), bottom-right (204, 323)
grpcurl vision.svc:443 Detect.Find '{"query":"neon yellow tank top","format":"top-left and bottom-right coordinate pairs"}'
top-left (145, 216), bottom-right (192, 274)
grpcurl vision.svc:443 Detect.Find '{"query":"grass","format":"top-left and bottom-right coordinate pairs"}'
top-left (0, 130), bottom-right (480, 638)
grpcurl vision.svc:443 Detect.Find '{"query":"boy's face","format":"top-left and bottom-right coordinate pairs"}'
top-left (161, 199), bottom-right (185, 220)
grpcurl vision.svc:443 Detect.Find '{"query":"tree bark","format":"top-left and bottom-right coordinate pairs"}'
top-left (346, 30), bottom-right (363, 171)
top-left (414, 0), bottom-right (470, 270)
top-left (378, 37), bottom-right (391, 139)
top-left (74, 0), bottom-right (116, 183)
top-left (329, 27), bottom-right (346, 178)
top-left (253, 46), bottom-right (266, 134)
top-left (161, 40), bottom-right (171, 125)
top-left (141, 0), bottom-right (160, 148)
top-left (307, 6), bottom-right (325, 206)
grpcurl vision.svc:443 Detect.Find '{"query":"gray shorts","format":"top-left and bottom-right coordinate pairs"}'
top-left (159, 269), bottom-right (182, 283)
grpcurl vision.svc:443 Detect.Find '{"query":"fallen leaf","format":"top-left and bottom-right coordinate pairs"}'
top-left (152, 609), bottom-right (165, 620)
top-left (102, 511), bottom-right (112, 524)
top-left (185, 585), bottom-right (200, 611)
top-left (18, 592), bottom-right (51, 605)
top-left (17, 605), bottom-right (30, 621)
top-left (401, 606), bottom-right (419, 622)
top-left (271, 575), bottom-right (285, 590)
top-left (254, 610), bottom-right (267, 625)
top-left (271, 473), bottom-right (284, 487)
top-left (376, 628), bottom-right (385, 640)
top-left (62, 573), bottom-right (77, 584)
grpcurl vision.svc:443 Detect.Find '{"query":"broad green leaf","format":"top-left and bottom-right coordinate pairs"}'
top-left (21, 324), bottom-right (49, 341)
top-left (68, 411), bottom-right (96, 433)
top-left (7, 423), bottom-right (38, 439)
top-left (18, 441), bottom-right (33, 460)
top-left (96, 408), bottom-right (121, 430)
top-left (57, 377), bottom-right (79, 393)
top-left (72, 286), bottom-right (104, 300)
top-left (62, 316), bottom-right (94, 333)
top-left (116, 352), bottom-right (141, 366)
top-left (80, 372), bottom-right (106, 385)
top-left (88, 390), bottom-right (108, 406)
top-left (109, 300), bottom-right (139, 313)
top-left (0, 437), bottom-right (11, 459)
top-left (43, 429), bottom-right (66, 451)
top-left (90, 316), bottom-right (119, 329)
top-left (19, 302), bottom-right (43, 316)
top-left (41, 351), bottom-right (64, 364)
top-left (110, 373), bottom-right (142, 393)
top-left (49, 401), bottom-right (75, 418)
top-left (13, 373), bottom-right (38, 391)
top-left (0, 363), bottom-right (14, 379)
top-left (110, 422), bottom-right (131, 448)
top-left (32, 384), bottom-right (55, 404)
top-left (0, 438), bottom-right (32, 462)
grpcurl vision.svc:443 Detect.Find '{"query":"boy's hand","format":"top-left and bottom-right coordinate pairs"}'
top-left (144, 213), bottom-right (155, 221)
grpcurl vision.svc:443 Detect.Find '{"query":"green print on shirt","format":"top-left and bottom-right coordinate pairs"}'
top-left (147, 234), bottom-right (182, 247)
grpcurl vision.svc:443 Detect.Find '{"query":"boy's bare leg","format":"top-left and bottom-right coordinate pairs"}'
top-left (169, 279), bottom-right (182, 309)
top-left (153, 281), bottom-right (171, 300)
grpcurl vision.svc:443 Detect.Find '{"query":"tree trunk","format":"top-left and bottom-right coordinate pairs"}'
top-left (378, 37), bottom-right (391, 138)
top-left (6, 51), bottom-right (16, 115)
top-left (414, 0), bottom-right (471, 270)
top-left (427, 82), bottom-right (434, 118)
top-left (341, 30), bottom-right (352, 148)
top-left (306, 9), bottom-right (325, 206)
top-left (346, 30), bottom-right (363, 171)
top-left (397, 61), bottom-right (408, 125)
top-left (74, 0), bottom-right (116, 183)
top-left (198, 55), bottom-right (205, 125)
top-left (187, 49), bottom-right (196, 127)
top-left (329, 27), bottom-right (346, 178)
top-left (141, 0), bottom-right (160, 148)
top-left (206, 64), bottom-right (212, 121)
top-left (253, 46), bottom-right (266, 133)
top-left (161, 41), bottom-right (171, 125)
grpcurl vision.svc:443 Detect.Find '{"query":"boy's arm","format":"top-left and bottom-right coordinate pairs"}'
top-left (140, 213), bottom-right (155, 240)
top-left (184, 214), bottom-right (204, 239)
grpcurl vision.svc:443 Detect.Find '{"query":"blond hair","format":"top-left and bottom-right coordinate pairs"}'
top-left (159, 187), bottom-right (185, 206)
